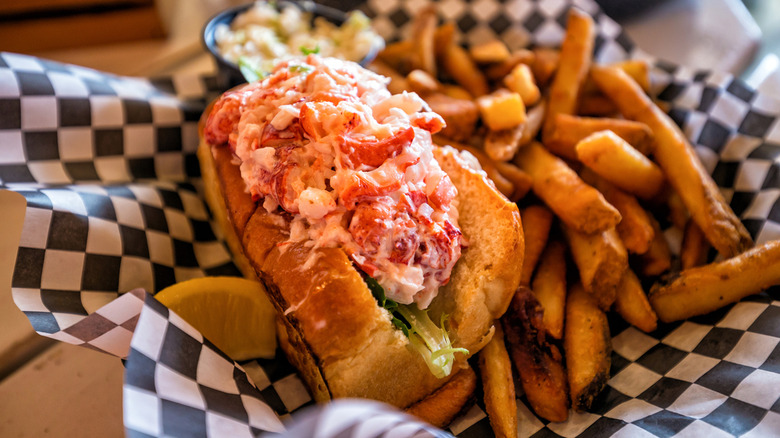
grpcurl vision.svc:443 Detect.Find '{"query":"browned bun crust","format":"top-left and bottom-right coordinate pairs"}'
top-left (197, 102), bottom-right (523, 415)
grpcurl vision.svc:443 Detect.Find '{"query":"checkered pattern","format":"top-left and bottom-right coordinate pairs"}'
top-left (4, 0), bottom-right (780, 436)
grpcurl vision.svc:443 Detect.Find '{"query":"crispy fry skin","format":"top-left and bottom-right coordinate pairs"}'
top-left (575, 130), bottom-right (665, 200)
top-left (545, 114), bottom-right (654, 160)
top-left (680, 218), bottom-right (711, 269)
top-left (478, 324), bottom-right (518, 438)
top-left (503, 287), bottom-right (570, 422)
top-left (590, 65), bottom-right (753, 257)
top-left (565, 283), bottom-right (611, 411)
top-left (638, 215), bottom-right (672, 277)
top-left (424, 92), bottom-right (479, 142)
top-left (532, 240), bottom-right (567, 339)
top-left (542, 8), bottom-right (595, 142)
top-left (519, 100), bottom-right (546, 148)
top-left (406, 366), bottom-right (478, 428)
top-left (494, 161), bottom-right (533, 202)
top-left (485, 124), bottom-right (525, 162)
top-left (470, 39), bottom-right (511, 64)
top-left (614, 269), bottom-right (657, 333)
top-left (584, 173), bottom-right (655, 255)
top-left (486, 49), bottom-right (535, 81)
top-left (442, 43), bottom-right (489, 97)
top-left (530, 48), bottom-right (559, 87)
top-left (514, 142), bottom-right (621, 235)
top-left (577, 94), bottom-right (617, 117)
top-left (520, 205), bottom-right (554, 286)
top-left (410, 6), bottom-right (438, 76)
top-left (562, 225), bottom-right (627, 310)
top-left (650, 239), bottom-right (780, 322)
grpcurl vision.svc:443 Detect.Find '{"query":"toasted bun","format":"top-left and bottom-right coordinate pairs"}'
top-left (197, 103), bottom-right (523, 416)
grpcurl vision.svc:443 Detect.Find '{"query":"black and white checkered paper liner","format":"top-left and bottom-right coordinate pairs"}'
top-left (3, 0), bottom-right (780, 436)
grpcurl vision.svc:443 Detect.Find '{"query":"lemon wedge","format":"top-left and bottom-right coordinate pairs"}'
top-left (155, 276), bottom-right (277, 361)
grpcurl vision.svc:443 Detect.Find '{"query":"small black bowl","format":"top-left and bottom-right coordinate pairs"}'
top-left (203, 0), bottom-right (383, 90)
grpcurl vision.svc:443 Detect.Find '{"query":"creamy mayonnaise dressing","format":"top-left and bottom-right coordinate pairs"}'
top-left (204, 55), bottom-right (462, 309)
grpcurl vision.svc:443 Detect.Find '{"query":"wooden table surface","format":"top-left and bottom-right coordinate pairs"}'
top-left (1, 0), bottom-right (779, 437)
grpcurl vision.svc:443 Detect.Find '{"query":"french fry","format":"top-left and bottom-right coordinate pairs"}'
top-left (410, 6), bottom-right (438, 76)
top-left (649, 239), bottom-right (780, 323)
top-left (485, 124), bottom-right (524, 162)
top-left (562, 225), bottom-right (627, 309)
top-left (442, 42), bottom-right (490, 97)
top-left (575, 130), bottom-right (665, 200)
top-left (542, 8), bottom-right (596, 142)
top-left (545, 114), bottom-right (654, 160)
top-left (513, 142), bottom-right (621, 235)
top-left (594, 177), bottom-right (655, 255)
top-left (638, 216), bottom-right (672, 277)
top-left (369, 59), bottom-right (410, 95)
top-left (470, 39), bottom-right (511, 64)
top-left (479, 324), bottom-right (518, 438)
top-left (424, 92), bottom-right (479, 142)
top-left (486, 49), bottom-right (535, 81)
top-left (494, 161), bottom-right (533, 201)
top-left (377, 40), bottom-right (415, 74)
top-left (406, 69), bottom-right (440, 94)
top-left (565, 282), bottom-right (611, 411)
top-left (518, 99), bottom-right (546, 148)
top-left (503, 287), bottom-right (570, 422)
top-left (504, 63), bottom-right (541, 106)
top-left (577, 93), bottom-right (618, 117)
top-left (681, 218), bottom-right (711, 269)
top-left (440, 84), bottom-right (473, 101)
top-left (433, 22), bottom-right (456, 60)
top-left (665, 188), bottom-right (690, 231)
top-left (406, 365), bottom-right (478, 428)
top-left (581, 60), bottom-right (651, 96)
top-left (477, 90), bottom-right (527, 131)
top-left (520, 205), bottom-right (554, 285)
top-left (614, 269), bottom-right (657, 333)
top-left (530, 48), bottom-right (559, 87)
top-left (531, 240), bottom-right (567, 339)
top-left (591, 65), bottom-right (753, 257)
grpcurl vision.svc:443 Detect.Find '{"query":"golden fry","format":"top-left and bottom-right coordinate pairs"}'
top-left (442, 43), bottom-right (490, 97)
top-left (377, 40), bottom-right (415, 74)
top-left (485, 124), bottom-right (525, 162)
top-left (369, 59), bottom-right (409, 95)
top-left (594, 177), bottom-right (655, 255)
top-left (565, 282), bottom-right (611, 411)
top-left (545, 114), bottom-right (654, 160)
top-left (486, 49), bottom-right (535, 81)
top-left (542, 8), bottom-right (596, 142)
top-left (405, 366), bottom-right (478, 428)
top-left (591, 65), bottom-right (753, 257)
top-left (562, 225), bottom-right (628, 309)
top-left (406, 69), bottom-right (440, 94)
top-left (503, 287), bottom-right (570, 422)
top-left (577, 93), bottom-right (618, 117)
top-left (520, 205), bottom-right (554, 285)
top-left (532, 240), bottom-right (567, 339)
top-left (495, 161), bottom-right (533, 201)
top-left (479, 324), bottom-right (518, 438)
top-left (575, 130), bottom-right (665, 200)
top-left (440, 84), bottom-right (473, 101)
top-left (518, 99), bottom-right (546, 148)
top-left (504, 63), bottom-right (541, 106)
top-left (530, 48), bottom-right (559, 87)
top-left (514, 142), bottom-right (621, 234)
top-left (665, 188), bottom-right (690, 231)
top-left (681, 218), bottom-right (711, 269)
top-left (410, 6), bottom-right (438, 76)
top-left (638, 215), bottom-right (672, 277)
top-left (424, 92), bottom-right (479, 142)
top-left (614, 269), bottom-right (657, 333)
top-left (477, 90), bottom-right (527, 131)
top-left (470, 39), bottom-right (511, 64)
top-left (433, 22), bottom-right (457, 59)
top-left (650, 239), bottom-right (780, 322)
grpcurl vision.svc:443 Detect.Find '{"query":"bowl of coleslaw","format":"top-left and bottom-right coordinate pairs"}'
top-left (203, 0), bottom-right (385, 89)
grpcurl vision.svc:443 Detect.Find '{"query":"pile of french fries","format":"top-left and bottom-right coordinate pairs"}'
top-left (372, 6), bottom-right (780, 437)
